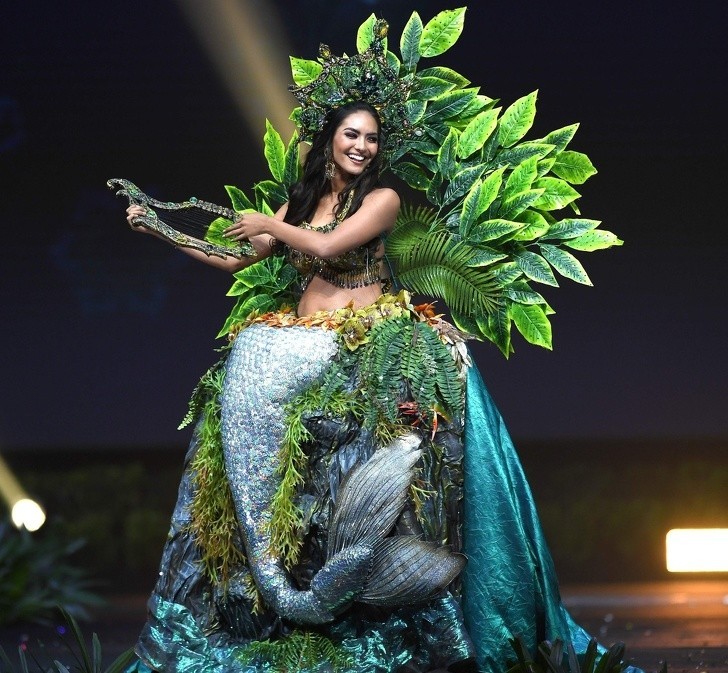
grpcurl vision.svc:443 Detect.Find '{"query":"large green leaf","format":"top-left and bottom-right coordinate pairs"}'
top-left (510, 303), bottom-right (552, 349)
top-left (456, 94), bottom-right (494, 127)
top-left (459, 178), bottom-right (483, 233)
top-left (400, 12), bottom-right (423, 72)
top-left (477, 166), bottom-right (507, 215)
top-left (498, 188), bottom-right (544, 219)
top-left (469, 219), bottom-right (524, 242)
top-left (512, 210), bottom-right (550, 241)
top-left (417, 66), bottom-right (471, 87)
top-left (532, 177), bottom-right (580, 211)
top-left (204, 216), bottom-right (235, 248)
top-left (386, 50), bottom-right (401, 72)
top-left (264, 120), bottom-right (285, 182)
top-left (442, 163), bottom-right (487, 205)
top-left (551, 151), bottom-right (597, 184)
top-left (289, 57), bottom-right (323, 86)
top-left (217, 295), bottom-right (273, 338)
top-left (405, 99), bottom-right (427, 124)
top-left (426, 122), bottom-right (449, 144)
top-left (283, 131), bottom-right (300, 187)
top-left (228, 262), bottom-right (276, 293)
top-left (392, 161), bottom-right (430, 190)
top-left (425, 89), bottom-right (477, 121)
top-left (485, 303), bottom-right (512, 357)
top-left (225, 185), bottom-right (255, 212)
top-left (504, 156), bottom-right (539, 197)
top-left (504, 280), bottom-right (547, 305)
top-left (537, 156), bottom-right (557, 177)
top-left (411, 76), bottom-right (455, 101)
top-left (496, 142), bottom-right (554, 168)
top-left (540, 123), bottom-right (579, 152)
top-left (409, 150), bottom-right (438, 173)
top-left (457, 108), bottom-right (500, 159)
top-left (437, 127), bottom-right (460, 179)
top-left (492, 261), bottom-right (523, 285)
top-left (254, 179), bottom-right (288, 207)
top-left (497, 91), bottom-right (538, 148)
top-left (418, 8), bottom-right (466, 57)
top-left (539, 244), bottom-right (592, 285)
top-left (514, 249), bottom-right (559, 286)
top-left (239, 293), bottom-right (277, 316)
top-left (467, 247), bottom-right (507, 267)
top-left (541, 218), bottom-right (599, 241)
top-left (426, 170), bottom-right (444, 206)
top-left (357, 14), bottom-right (382, 53)
top-left (564, 229), bottom-right (623, 251)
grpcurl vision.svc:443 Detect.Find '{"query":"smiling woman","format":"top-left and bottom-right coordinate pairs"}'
top-left (120, 9), bottom-right (634, 673)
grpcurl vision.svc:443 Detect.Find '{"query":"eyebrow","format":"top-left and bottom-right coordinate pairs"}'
top-left (343, 127), bottom-right (378, 136)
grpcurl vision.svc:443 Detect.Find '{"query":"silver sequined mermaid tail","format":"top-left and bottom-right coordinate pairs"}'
top-left (221, 325), bottom-right (464, 623)
top-left (133, 323), bottom-right (475, 673)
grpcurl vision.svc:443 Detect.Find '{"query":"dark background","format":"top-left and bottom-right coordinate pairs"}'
top-left (1, 1), bottom-right (726, 583)
top-left (2, 0), bottom-right (725, 448)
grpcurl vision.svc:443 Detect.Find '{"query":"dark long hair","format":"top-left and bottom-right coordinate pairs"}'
top-left (284, 101), bottom-right (384, 225)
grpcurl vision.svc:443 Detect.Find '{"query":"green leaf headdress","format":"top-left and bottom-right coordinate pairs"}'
top-left (221, 7), bottom-right (622, 358)
top-left (289, 18), bottom-right (416, 162)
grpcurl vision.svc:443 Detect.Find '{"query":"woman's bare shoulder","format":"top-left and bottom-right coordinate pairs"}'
top-left (362, 186), bottom-right (400, 209)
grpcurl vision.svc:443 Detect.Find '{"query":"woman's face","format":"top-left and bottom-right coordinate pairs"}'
top-left (330, 110), bottom-right (380, 178)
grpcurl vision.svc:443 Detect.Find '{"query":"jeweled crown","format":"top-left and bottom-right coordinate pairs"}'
top-left (289, 19), bottom-right (415, 157)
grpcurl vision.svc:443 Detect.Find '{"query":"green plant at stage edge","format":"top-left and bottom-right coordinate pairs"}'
top-left (507, 635), bottom-right (667, 673)
top-left (0, 607), bottom-right (135, 673)
top-left (0, 523), bottom-right (103, 627)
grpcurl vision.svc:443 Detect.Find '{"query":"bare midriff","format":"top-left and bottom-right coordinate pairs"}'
top-left (296, 275), bottom-right (384, 317)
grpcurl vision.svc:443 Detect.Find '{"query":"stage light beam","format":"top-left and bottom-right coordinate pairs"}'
top-left (666, 528), bottom-right (728, 572)
top-left (175, 0), bottom-right (295, 143)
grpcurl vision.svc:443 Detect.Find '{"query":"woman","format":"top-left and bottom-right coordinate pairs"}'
top-left (122, 11), bottom-right (628, 672)
top-left (126, 101), bottom-right (479, 672)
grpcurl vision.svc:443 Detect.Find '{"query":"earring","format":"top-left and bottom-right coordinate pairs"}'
top-left (324, 148), bottom-right (336, 179)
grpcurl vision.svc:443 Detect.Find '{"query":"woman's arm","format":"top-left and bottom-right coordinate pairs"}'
top-left (125, 204), bottom-right (274, 273)
top-left (227, 188), bottom-right (400, 259)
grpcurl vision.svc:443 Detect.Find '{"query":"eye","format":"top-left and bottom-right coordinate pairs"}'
top-left (344, 131), bottom-right (357, 139)
top-left (367, 135), bottom-right (379, 144)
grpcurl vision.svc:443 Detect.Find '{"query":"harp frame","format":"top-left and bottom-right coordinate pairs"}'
top-left (108, 178), bottom-right (256, 259)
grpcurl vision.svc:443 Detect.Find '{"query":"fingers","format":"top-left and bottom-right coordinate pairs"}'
top-left (126, 204), bottom-right (146, 226)
top-left (224, 218), bottom-right (247, 240)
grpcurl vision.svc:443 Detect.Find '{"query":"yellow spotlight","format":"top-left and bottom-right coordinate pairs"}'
top-left (11, 498), bottom-right (46, 532)
top-left (0, 453), bottom-right (46, 531)
top-left (666, 528), bottom-right (728, 572)
top-left (176, 0), bottom-right (295, 143)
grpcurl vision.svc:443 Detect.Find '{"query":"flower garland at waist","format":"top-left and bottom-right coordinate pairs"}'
top-left (227, 290), bottom-right (473, 369)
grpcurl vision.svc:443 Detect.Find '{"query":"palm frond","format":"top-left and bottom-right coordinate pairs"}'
top-left (389, 230), bottom-right (502, 319)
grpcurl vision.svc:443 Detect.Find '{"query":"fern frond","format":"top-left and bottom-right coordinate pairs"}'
top-left (359, 319), bottom-right (411, 424)
top-left (239, 630), bottom-right (353, 672)
top-left (391, 230), bottom-right (502, 319)
top-left (386, 203), bottom-right (440, 258)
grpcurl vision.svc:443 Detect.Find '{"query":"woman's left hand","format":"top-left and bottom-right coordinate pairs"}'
top-left (224, 212), bottom-right (270, 241)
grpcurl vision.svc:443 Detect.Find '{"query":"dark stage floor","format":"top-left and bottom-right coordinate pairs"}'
top-left (2, 581), bottom-right (726, 672)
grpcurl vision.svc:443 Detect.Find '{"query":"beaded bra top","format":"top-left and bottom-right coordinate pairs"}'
top-left (285, 192), bottom-right (383, 291)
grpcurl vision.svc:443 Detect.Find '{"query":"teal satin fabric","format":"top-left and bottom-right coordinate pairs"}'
top-left (126, 360), bottom-right (635, 673)
top-left (462, 366), bottom-right (595, 671)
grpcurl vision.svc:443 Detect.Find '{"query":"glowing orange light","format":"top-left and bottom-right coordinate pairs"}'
top-left (666, 528), bottom-right (728, 572)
